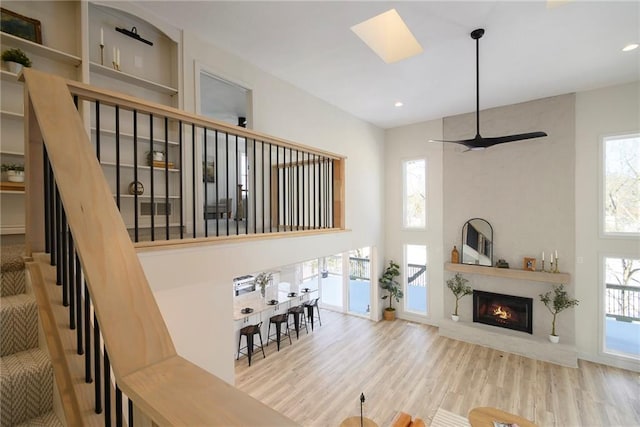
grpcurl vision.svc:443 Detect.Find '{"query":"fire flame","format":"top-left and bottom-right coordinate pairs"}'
top-left (493, 305), bottom-right (511, 320)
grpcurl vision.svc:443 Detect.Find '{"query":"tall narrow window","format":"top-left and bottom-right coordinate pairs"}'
top-left (603, 134), bottom-right (639, 235)
top-left (348, 247), bottom-right (371, 315)
top-left (405, 244), bottom-right (427, 314)
top-left (603, 256), bottom-right (640, 359)
top-left (403, 159), bottom-right (426, 228)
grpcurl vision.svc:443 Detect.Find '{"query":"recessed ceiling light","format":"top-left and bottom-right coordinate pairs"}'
top-left (351, 9), bottom-right (423, 64)
top-left (394, 101), bottom-right (403, 107)
top-left (623, 43), bottom-right (639, 52)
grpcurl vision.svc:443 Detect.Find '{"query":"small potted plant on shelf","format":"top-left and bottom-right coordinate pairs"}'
top-left (380, 260), bottom-right (403, 320)
top-left (1, 48), bottom-right (32, 74)
top-left (446, 273), bottom-right (472, 322)
top-left (1, 163), bottom-right (25, 183)
top-left (254, 272), bottom-right (273, 299)
top-left (539, 284), bottom-right (579, 344)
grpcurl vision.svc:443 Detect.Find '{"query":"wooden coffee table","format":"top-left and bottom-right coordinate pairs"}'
top-left (468, 407), bottom-right (537, 427)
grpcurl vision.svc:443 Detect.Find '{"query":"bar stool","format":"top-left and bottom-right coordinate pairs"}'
top-left (288, 305), bottom-right (308, 339)
top-left (304, 298), bottom-right (322, 331)
top-left (237, 322), bottom-right (265, 366)
top-left (267, 313), bottom-right (292, 351)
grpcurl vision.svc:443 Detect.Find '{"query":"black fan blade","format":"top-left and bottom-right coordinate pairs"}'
top-left (475, 131), bottom-right (548, 147)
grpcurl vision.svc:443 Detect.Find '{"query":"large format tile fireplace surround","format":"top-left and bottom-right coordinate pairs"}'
top-left (440, 263), bottom-right (577, 367)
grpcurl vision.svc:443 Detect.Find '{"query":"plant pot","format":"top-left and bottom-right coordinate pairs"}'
top-left (383, 309), bottom-right (395, 321)
top-left (451, 314), bottom-right (460, 322)
top-left (5, 61), bottom-right (23, 74)
top-left (7, 170), bottom-right (24, 183)
top-left (549, 334), bottom-right (560, 344)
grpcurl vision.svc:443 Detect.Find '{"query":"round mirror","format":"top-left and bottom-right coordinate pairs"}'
top-left (461, 218), bottom-right (493, 266)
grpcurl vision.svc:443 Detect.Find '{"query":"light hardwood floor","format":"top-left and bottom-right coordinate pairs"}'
top-left (235, 310), bottom-right (640, 427)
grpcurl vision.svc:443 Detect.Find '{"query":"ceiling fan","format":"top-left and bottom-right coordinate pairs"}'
top-left (430, 28), bottom-right (547, 150)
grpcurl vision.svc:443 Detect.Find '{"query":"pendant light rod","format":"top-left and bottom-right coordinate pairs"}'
top-left (471, 28), bottom-right (485, 137)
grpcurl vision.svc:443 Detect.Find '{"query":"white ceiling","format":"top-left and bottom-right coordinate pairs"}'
top-left (136, 1), bottom-right (639, 129)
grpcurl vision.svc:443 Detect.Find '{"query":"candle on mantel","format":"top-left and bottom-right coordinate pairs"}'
top-left (555, 250), bottom-right (558, 259)
top-left (113, 47), bottom-right (116, 63)
top-left (117, 48), bottom-right (120, 67)
top-left (542, 251), bottom-right (545, 261)
top-left (100, 28), bottom-right (104, 45)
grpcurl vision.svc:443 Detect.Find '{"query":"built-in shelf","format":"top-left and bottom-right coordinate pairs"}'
top-left (0, 181), bottom-right (25, 193)
top-left (99, 161), bottom-right (179, 172)
top-left (0, 150), bottom-right (24, 156)
top-left (1, 110), bottom-right (24, 119)
top-left (89, 62), bottom-right (178, 95)
top-left (1, 70), bottom-right (20, 83)
top-left (91, 128), bottom-right (179, 146)
top-left (444, 262), bottom-right (570, 284)
top-left (0, 32), bottom-right (82, 66)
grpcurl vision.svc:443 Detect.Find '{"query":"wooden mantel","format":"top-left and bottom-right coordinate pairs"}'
top-left (445, 262), bottom-right (570, 284)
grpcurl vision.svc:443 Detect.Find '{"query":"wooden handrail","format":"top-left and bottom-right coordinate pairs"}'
top-left (64, 79), bottom-right (342, 160)
top-left (23, 68), bottom-right (297, 425)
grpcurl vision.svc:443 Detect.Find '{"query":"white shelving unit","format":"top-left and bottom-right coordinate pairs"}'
top-left (89, 62), bottom-right (178, 95)
top-left (0, 32), bottom-right (82, 66)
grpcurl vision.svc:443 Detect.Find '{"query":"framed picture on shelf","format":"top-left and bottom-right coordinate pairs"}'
top-left (203, 160), bottom-right (215, 183)
top-left (1, 8), bottom-right (42, 44)
top-left (523, 257), bottom-right (536, 271)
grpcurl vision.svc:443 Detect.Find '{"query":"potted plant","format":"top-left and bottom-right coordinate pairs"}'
top-left (2, 163), bottom-right (25, 183)
top-left (380, 260), bottom-right (403, 320)
top-left (254, 272), bottom-right (272, 299)
top-left (1, 48), bottom-right (32, 74)
top-left (539, 284), bottom-right (579, 343)
top-left (446, 273), bottom-right (472, 321)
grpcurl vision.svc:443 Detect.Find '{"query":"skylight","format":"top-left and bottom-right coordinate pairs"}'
top-left (351, 9), bottom-right (423, 64)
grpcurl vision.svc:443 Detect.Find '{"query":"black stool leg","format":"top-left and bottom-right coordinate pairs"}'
top-left (247, 333), bottom-right (253, 366)
top-left (316, 305), bottom-right (322, 326)
top-left (267, 322), bottom-right (272, 346)
top-left (302, 311), bottom-right (308, 334)
top-left (275, 321), bottom-right (282, 351)
top-left (237, 334), bottom-right (242, 360)
top-left (285, 320), bottom-right (292, 345)
top-left (293, 312), bottom-right (301, 339)
top-left (258, 331), bottom-right (265, 359)
top-left (306, 305), bottom-right (315, 331)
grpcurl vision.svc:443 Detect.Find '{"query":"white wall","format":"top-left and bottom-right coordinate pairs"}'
top-left (384, 119), bottom-right (444, 324)
top-left (575, 81), bottom-right (640, 372)
top-left (135, 25), bottom-right (385, 384)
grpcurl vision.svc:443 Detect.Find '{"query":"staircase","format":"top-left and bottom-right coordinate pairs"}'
top-left (0, 245), bottom-right (62, 427)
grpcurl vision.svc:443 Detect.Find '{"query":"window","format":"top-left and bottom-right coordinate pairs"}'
top-left (348, 247), bottom-right (371, 315)
top-left (403, 159), bottom-right (426, 228)
top-left (405, 244), bottom-right (427, 314)
top-left (603, 134), bottom-right (640, 235)
top-left (603, 256), bottom-right (640, 358)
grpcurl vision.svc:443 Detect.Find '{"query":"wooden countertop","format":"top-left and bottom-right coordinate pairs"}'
top-left (233, 289), bottom-right (317, 321)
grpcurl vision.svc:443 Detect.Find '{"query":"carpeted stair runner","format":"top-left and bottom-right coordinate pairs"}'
top-left (0, 246), bottom-right (61, 427)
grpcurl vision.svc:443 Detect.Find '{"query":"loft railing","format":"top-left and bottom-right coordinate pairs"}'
top-left (64, 80), bottom-right (345, 244)
top-left (606, 283), bottom-right (640, 322)
top-left (407, 263), bottom-right (427, 287)
top-left (349, 257), bottom-right (371, 280)
top-left (23, 68), bottom-right (300, 425)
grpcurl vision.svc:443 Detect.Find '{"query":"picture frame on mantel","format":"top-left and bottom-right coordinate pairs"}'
top-left (523, 257), bottom-right (536, 271)
top-left (1, 8), bottom-right (42, 44)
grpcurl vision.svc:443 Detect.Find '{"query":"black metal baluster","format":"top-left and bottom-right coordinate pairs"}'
top-left (330, 159), bottom-right (334, 228)
top-left (225, 133), bottom-right (229, 236)
top-left (96, 101), bottom-right (101, 160)
top-left (268, 143), bottom-right (272, 233)
top-left (178, 120), bottom-right (183, 240)
top-left (55, 185), bottom-right (62, 280)
top-left (84, 283), bottom-right (92, 382)
top-left (128, 399), bottom-right (134, 427)
top-left (250, 137), bottom-right (254, 235)
top-left (306, 152), bottom-right (310, 228)
top-left (289, 148), bottom-right (293, 231)
top-left (133, 110), bottom-right (139, 242)
top-left (149, 114), bottom-right (155, 241)
top-left (104, 350), bottom-right (111, 426)
top-left (115, 385), bottom-right (123, 427)
top-left (192, 124), bottom-right (196, 238)
top-left (115, 106), bottom-right (121, 210)
top-left (254, 139), bottom-right (256, 234)
top-left (43, 146), bottom-right (51, 253)
top-left (261, 141), bottom-right (265, 233)
top-left (276, 145), bottom-right (279, 232)
top-left (49, 171), bottom-right (56, 265)
top-left (68, 232), bottom-right (75, 327)
top-left (94, 316), bottom-right (102, 414)
top-left (75, 254), bottom-right (83, 354)
top-left (235, 135), bottom-right (239, 236)
top-left (61, 208), bottom-right (68, 306)
top-left (215, 130), bottom-right (219, 237)
top-left (204, 128), bottom-right (208, 237)
top-left (296, 149), bottom-right (300, 231)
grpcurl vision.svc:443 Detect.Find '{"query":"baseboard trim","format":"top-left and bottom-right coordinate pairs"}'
top-left (578, 352), bottom-right (640, 372)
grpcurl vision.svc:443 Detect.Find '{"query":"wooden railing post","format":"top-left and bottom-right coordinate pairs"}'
top-left (24, 87), bottom-right (45, 255)
top-left (333, 158), bottom-right (346, 229)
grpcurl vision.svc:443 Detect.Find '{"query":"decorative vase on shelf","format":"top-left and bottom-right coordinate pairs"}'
top-left (6, 61), bottom-right (22, 74)
top-left (549, 334), bottom-right (560, 344)
top-left (451, 246), bottom-right (460, 264)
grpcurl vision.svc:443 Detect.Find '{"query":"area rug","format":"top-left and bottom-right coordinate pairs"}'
top-left (431, 408), bottom-right (471, 427)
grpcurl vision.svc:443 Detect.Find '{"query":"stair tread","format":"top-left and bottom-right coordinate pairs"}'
top-left (1, 293), bottom-right (39, 357)
top-left (1, 292), bottom-right (36, 307)
top-left (1, 245), bottom-right (26, 273)
top-left (15, 410), bottom-right (63, 427)
top-left (0, 348), bottom-right (52, 376)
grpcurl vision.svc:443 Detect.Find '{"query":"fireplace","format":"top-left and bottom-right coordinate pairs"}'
top-left (473, 290), bottom-right (533, 334)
